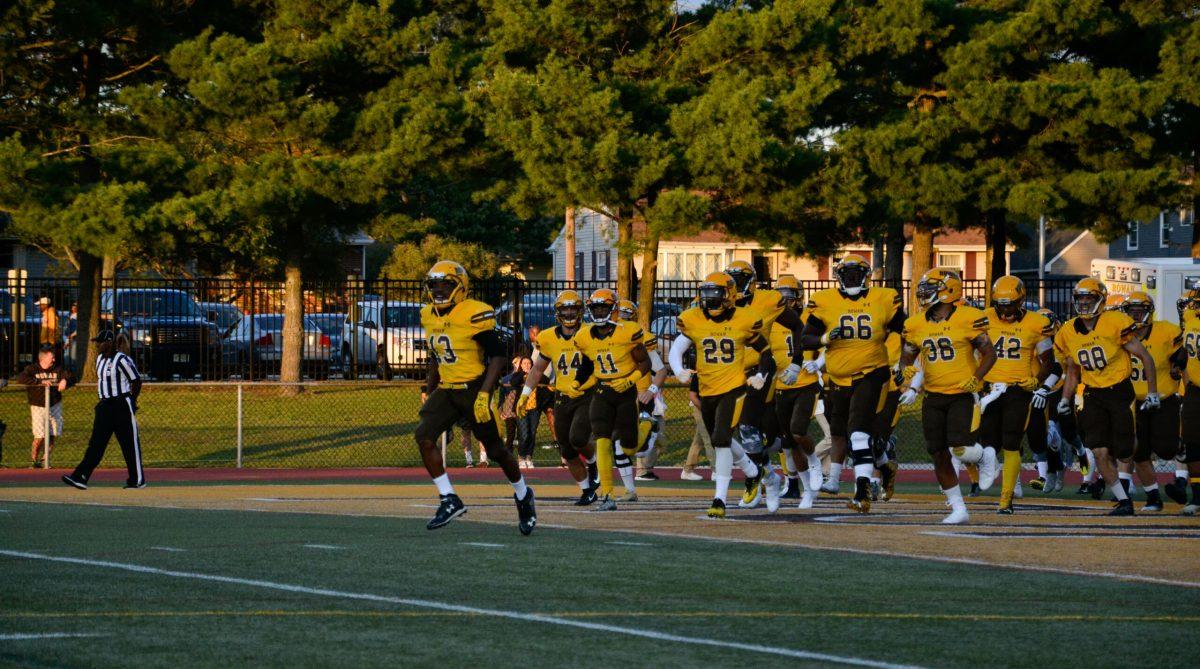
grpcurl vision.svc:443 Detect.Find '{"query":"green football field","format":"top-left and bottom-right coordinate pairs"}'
top-left (2, 497), bottom-right (1197, 668)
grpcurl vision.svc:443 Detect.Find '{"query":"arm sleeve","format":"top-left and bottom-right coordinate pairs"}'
top-left (648, 349), bottom-right (664, 374)
top-left (472, 329), bottom-right (507, 359)
top-left (669, 334), bottom-right (693, 379)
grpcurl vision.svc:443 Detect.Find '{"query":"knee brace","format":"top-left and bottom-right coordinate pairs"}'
top-left (849, 431), bottom-right (873, 467)
top-left (736, 424), bottom-right (766, 455)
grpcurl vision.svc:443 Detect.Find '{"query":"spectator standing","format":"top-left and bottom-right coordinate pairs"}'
top-left (681, 388), bottom-right (714, 480)
top-left (37, 297), bottom-right (60, 355)
top-left (18, 344), bottom-right (74, 468)
top-left (63, 302), bottom-right (78, 367)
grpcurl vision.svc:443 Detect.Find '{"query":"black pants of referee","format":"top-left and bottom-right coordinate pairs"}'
top-left (71, 397), bottom-right (144, 487)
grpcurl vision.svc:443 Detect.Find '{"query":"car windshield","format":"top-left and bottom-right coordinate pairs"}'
top-left (115, 292), bottom-right (202, 318)
top-left (254, 315), bottom-right (320, 331)
top-left (206, 306), bottom-right (242, 329)
top-left (309, 314), bottom-right (344, 335)
top-left (383, 305), bottom-right (422, 328)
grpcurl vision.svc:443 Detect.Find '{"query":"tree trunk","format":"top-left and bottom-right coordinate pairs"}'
top-left (102, 254), bottom-right (118, 283)
top-left (884, 221), bottom-right (905, 289)
top-left (616, 216), bottom-right (633, 296)
top-left (279, 254), bottom-right (304, 396)
top-left (77, 252), bottom-right (103, 382)
top-left (637, 231), bottom-right (660, 328)
top-left (1191, 148), bottom-right (1199, 263)
top-left (564, 207), bottom-right (576, 282)
top-left (910, 222), bottom-right (935, 312)
top-left (984, 211), bottom-right (1008, 301)
top-left (871, 236), bottom-right (885, 281)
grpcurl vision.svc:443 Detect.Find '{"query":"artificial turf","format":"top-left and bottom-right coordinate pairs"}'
top-left (1, 500), bottom-right (1195, 668)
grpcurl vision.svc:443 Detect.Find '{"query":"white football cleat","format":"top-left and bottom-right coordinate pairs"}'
top-left (819, 476), bottom-right (840, 494)
top-left (798, 491), bottom-right (817, 509)
top-left (942, 507), bottom-right (970, 524)
top-left (978, 446), bottom-right (998, 491)
top-left (764, 469), bottom-right (782, 514)
top-left (1013, 480), bottom-right (1024, 499)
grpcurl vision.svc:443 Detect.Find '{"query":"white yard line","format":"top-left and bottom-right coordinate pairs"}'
top-left (606, 541), bottom-right (653, 547)
top-left (460, 542), bottom-right (505, 548)
top-left (303, 544), bottom-right (344, 551)
top-left (0, 632), bottom-right (105, 641)
top-left (0, 549), bottom-right (924, 669)
top-left (150, 546), bottom-right (186, 553)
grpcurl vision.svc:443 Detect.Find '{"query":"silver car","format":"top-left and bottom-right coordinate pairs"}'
top-left (225, 313), bottom-right (332, 379)
top-left (341, 300), bottom-right (426, 379)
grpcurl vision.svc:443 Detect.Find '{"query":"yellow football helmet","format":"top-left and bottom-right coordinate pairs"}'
top-left (1181, 287), bottom-right (1200, 318)
top-left (699, 271), bottom-right (737, 317)
top-left (1037, 307), bottom-right (1060, 334)
top-left (725, 260), bottom-right (756, 298)
top-left (991, 275), bottom-right (1026, 323)
top-left (916, 267), bottom-right (963, 308)
top-left (554, 290), bottom-right (584, 328)
top-left (425, 260), bottom-right (468, 306)
top-left (616, 299), bottom-right (638, 322)
top-left (834, 254), bottom-right (871, 296)
top-left (1121, 291), bottom-right (1154, 325)
top-left (1104, 293), bottom-right (1127, 312)
top-left (1072, 277), bottom-right (1108, 317)
top-left (775, 274), bottom-right (803, 309)
top-left (586, 288), bottom-right (618, 325)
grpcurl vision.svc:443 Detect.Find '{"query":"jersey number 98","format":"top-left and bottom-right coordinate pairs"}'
top-left (1076, 346), bottom-right (1107, 371)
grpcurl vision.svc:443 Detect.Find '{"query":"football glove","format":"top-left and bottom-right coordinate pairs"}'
top-left (802, 359), bottom-right (822, 375)
top-left (1056, 397), bottom-right (1073, 416)
top-left (747, 373), bottom-right (766, 390)
top-left (898, 389), bottom-right (919, 406)
top-left (675, 369), bottom-right (693, 385)
top-left (473, 391), bottom-right (493, 424)
top-left (515, 386), bottom-right (535, 418)
top-left (779, 363), bottom-right (801, 386)
top-left (1031, 386), bottom-right (1050, 409)
top-left (958, 377), bottom-right (983, 393)
top-left (1016, 377), bottom-right (1040, 391)
top-left (1140, 392), bottom-right (1161, 411)
top-left (608, 376), bottom-right (636, 393)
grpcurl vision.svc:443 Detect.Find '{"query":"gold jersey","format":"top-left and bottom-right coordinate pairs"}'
top-left (677, 306), bottom-right (764, 397)
top-left (885, 332), bottom-right (902, 391)
top-left (535, 326), bottom-right (591, 398)
top-left (903, 306), bottom-right (989, 394)
top-left (1130, 320), bottom-right (1181, 399)
top-left (1054, 311), bottom-right (1137, 389)
top-left (806, 287), bottom-right (902, 386)
top-left (573, 321), bottom-right (644, 383)
top-left (420, 299), bottom-right (496, 384)
top-left (740, 289), bottom-right (787, 369)
top-left (983, 308), bottom-right (1053, 385)
top-left (1184, 310), bottom-right (1200, 388)
top-left (771, 310), bottom-right (819, 390)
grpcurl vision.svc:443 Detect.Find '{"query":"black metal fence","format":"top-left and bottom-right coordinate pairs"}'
top-left (1, 275), bottom-right (1082, 381)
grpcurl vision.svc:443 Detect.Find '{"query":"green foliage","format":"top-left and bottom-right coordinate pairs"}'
top-left (379, 234), bottom-right (501, 279)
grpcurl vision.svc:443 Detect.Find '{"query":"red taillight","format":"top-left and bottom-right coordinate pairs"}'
top-left (320, 334), bottom-right (331, 347)
top-left (255, 333), bottom-right (274, 346)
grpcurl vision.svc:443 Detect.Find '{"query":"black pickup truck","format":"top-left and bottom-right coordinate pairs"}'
top-left (101, 289), bottom-right (223, 380)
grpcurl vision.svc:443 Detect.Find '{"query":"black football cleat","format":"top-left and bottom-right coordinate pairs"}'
top-left (123, 481), bottom-right (147, 489)
top-left (61, 474), bottom-right (87, 490)
top-left (1076, 483), bottom-right (1090, 495)
top-left (574, 487), bottom-right (598, 506)
top-left (1108, 499), bottom-right (1134, 516)
top-left (1088, 478), bottom-right (1106, 501)
top-left (1164, 477), bottom-right (1188, 505)
top-left (426, 493), bottom-right (466, 530)
top-left (781, 478), bottom-right (801, 500)
top-left (515, 488), bottom-right (537, 536)
top-left (968, 482), bottom-right (981, 498)
top-left (996, 504), bottom-right (1014, 515)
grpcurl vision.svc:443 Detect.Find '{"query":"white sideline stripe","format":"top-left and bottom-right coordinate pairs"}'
top-left (0, 549), bottom-right (923, 669)
top-left (150, 546), bottom-right (186, 553)
top-left (919, 531), bottom-right (1191, 541)
top-left (303, 544), bottom-right (344, 550)
top-left (606, 541), bottom-right (653, 547)
top-left (460, 542), bottom-right (505, 548)
top-left (0, 632), bottom-right (104, 641)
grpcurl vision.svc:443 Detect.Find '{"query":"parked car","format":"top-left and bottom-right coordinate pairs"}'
top-left (308, 313), bottom-right (345, 368)
top-left (0, 290), bottom-right (40, 373)
top-left (100, 289), bottom-right (222, 380)
top-left (224, 313), bottom-right (332, 379)
top-left (199, 301), bottom-right (243, 333)
top-left (341, 300), bottom-right (425, 380)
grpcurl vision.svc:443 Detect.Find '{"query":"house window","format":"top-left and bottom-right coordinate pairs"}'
top-left (936, 253), bottom-right (964, 273)
top-left (1183, 208), bottom-right (1193, 227)
top-left (574, 252), bottom-right (585, 280)
top-left (660, 253), bottom-right (682, 280)
top-left (685, 253), bottom-right (703, 280)
top-left (706, 253), bottom-right (722, 275)
top-left (593, 250), bottom-right (610, 281)
top-left (1126, 222), bottom-right (1139, 251)
top-left (1160, 212), bottom-right (1170, 248)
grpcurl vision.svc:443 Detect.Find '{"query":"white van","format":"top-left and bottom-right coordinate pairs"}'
top-left (1090, 258), bottom-right (1200, 321)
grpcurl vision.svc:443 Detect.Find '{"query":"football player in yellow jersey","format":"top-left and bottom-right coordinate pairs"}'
top-left (980, 275), bottom-right (1053, 512)
top-left (798, 254), bottom-right (906, 512)
top-left (1054, 278), bottom-right (1159, 516)
top-left (869, 331), bottom-right (904, 501)
top-left (416, 261), bottom-right (536, 535)
top-left (1121, 292), bottom-right (1183, 512)
top-left (671, 272), bottom-right (777, 518)
top-left (572, 288), bottom-right (653, 511)
top-left (517, 290), bottom-right (598, 506)
top-left (768, 275), bottom-right (824, 508)
top-left (725, 261), bottom-right (804, 508)
top-left (1170, 287), bottom-right (1200, 514)
top-left (612, 299), bottom-right (670, 494)
top-left (898, 268), bottom-right (996, 524)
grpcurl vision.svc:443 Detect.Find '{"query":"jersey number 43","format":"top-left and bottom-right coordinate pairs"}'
top-left (429, 334), bottom-right (457, 364)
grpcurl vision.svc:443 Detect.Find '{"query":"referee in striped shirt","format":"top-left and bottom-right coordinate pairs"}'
top-left (62, 330), bottom-right (145, 490)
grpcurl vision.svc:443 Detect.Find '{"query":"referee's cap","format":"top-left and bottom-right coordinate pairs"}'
top-left (91, 330), bottom-right (115, 343)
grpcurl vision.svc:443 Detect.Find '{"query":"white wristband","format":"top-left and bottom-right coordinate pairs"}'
top-left (646, 384), bottom-right (659, 395)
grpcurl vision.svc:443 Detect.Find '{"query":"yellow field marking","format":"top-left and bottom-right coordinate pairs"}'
top-left (4, 610), bottom-right (1198, 624)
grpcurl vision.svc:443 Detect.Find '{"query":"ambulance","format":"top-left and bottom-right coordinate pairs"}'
top-left (1090, 258), bottom-right (1200, 322)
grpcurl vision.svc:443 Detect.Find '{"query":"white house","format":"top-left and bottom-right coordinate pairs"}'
top-left (547, 209), bottom-right (1012, 282)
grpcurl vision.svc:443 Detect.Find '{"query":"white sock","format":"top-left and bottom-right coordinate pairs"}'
top-left (578, 478), bottom-right (590, 491)
top-left (808, 453), bottom-right (823, 489)
top-left (951, 456), bottom-right (963, 476)
top-left (1176, 468), bottom-right (1188, 480)
top-left (433, 474), bottom-right (455, 496)
top-left (1083, 450), bottom-right (1096, 482)
top-left (618, 465), bottom-right (636, 491)
top-left (512, 477), bottom-right (528, 499)
top-left (1110, 481), bottom-right (1128, 501)
top-left (714, 448), bottom-right (733, 502)
top-left (850, 432), bottom-right (873, 479)
top-left (463, 450), bottom-right (473, 466)
top-left (784, 450), bottom-right (796, 475)
top-left (829, 462), bottom-right (843, 482)
top-left (730, 440), bottom-right (759, 479)
top-left (942, 485), bottom-right (966, 512)
top-left (1118, 471), bottom-right (1133, 482)
top-left (585, 453), bottom-right (597, 465)
top-left (1037, 461), bottom-right (1049, 479)
top-left (1144, 483), bottom-right (1159, 492)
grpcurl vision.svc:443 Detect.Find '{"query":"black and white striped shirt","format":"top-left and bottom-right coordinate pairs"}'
top-left (96, 352), bottom-right (140, 400)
